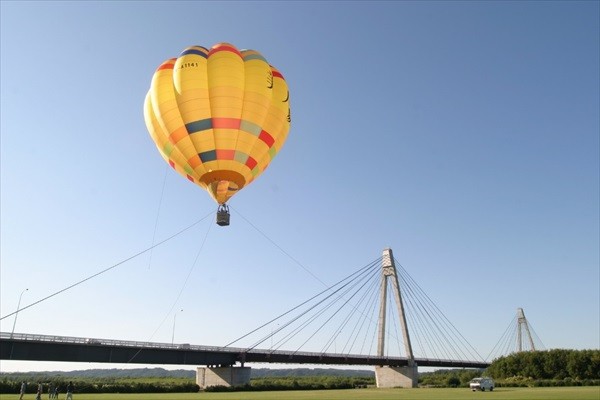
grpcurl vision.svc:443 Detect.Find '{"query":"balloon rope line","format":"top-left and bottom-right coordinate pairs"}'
top-left (128, 218), bottom-right (213, 362)
top-left (231, 206), bottom-right (326, 287)
top-left (148, 165), bottom-right (169, 269)
top-left (0, 212), bottom-right (213, 321)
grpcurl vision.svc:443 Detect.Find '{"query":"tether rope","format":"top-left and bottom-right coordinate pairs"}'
top-left (0, 212), bottom-right (213, 322)
top-left (128, 218), bottom-right (213, 363)
top-left (147, 164), bottom-right (169, 270)
top-left (231, 206), bottom-right (326, 286)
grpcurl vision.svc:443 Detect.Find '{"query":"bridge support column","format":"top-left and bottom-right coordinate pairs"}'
top-left (196, 366), bottom-right (251, 389)
top-left (375, 365), bottom-right (418, 388)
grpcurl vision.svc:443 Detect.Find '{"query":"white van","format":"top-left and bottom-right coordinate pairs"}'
top-left (469, 377), bottom-right (494, 391)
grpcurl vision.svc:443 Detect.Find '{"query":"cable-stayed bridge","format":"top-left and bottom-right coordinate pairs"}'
top-left (1, 248), bottom-right (490, 388)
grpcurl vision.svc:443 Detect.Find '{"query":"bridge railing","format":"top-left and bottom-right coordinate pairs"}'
top-left (1, 332), bottom-right (488, 368)
top-left (1, 332), bottom-right (231, 352)
top-left (2, 331), bottom-right (398, 360)
top-left (1, 332), bottom-right (487, 367)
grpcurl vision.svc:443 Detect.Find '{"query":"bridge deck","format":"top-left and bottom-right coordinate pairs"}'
top-left (0, 332), bottom-right (489, 369)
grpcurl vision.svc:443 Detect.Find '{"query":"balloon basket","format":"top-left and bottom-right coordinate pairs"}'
top-left (216, 204), bottom-right (230, 226)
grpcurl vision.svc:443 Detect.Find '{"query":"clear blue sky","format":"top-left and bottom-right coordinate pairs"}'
top-left (1, 1), bottom-right (598, 372)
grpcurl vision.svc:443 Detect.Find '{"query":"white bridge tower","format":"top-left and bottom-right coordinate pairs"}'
top-left (375, 248), bottom-right (418, 388)
top-left (517, 307), bottom-right (536, 352)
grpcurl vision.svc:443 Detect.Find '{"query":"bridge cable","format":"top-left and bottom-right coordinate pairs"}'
top-left (224, 258), bottom-right (380, 350)
top-left (487, 315), bottom-right (516, 361)
top-left (503, 319), bottom-right (519, 355)
top-left (336, 269), bottom-right (381, 355)
top-left (396, 258), bottom-right (485, 362)
top-left (332, 265), bottom-right (381, 354)
top-left (0, 212), bottom-right (212, 322)
top-left (528, 323), bottom-right (545, 350)
top-left (257, 258), bottom-right (394, 357)
top-left (403, 287), bottom-right (433, 359)
top-left (291, 261), bottom-right (381, 354)
top-left (401, 267), bottom-right (471, 360)
top-left (398, 267), bottom-right (456, 359)
top-left (340, 273), bottom-right (380, 355)
top-left (348, 275), bottom-right (381, 355)
top-left (303, 259), bottom-right (381, 355)
top-left (255, 260), bottom-right (380, 353)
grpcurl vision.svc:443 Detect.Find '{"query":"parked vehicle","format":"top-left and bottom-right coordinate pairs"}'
top-left (470, 377), bottom-right (494, 391)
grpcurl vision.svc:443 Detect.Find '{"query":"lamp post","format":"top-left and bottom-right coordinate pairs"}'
top-left (10, 288), bottom-right (28, 339)
top-left (171, 309), bottom-right (183, 344)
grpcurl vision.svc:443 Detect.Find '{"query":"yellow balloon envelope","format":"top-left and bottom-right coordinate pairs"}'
top-left (144, 43), bottom-right (291, 205)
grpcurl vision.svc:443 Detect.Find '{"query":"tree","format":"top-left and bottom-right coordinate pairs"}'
top-left (447, 376), bottom-right (460, 388)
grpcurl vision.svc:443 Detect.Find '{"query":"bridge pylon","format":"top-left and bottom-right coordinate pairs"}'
top-left (517, 307), bottom-right (536, 352)
top-left (374, 248), bottom-right (418, 388)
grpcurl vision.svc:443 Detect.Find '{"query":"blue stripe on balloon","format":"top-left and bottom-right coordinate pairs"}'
top-left (199, 150), bottom-right (217, 163)
top-left (186, 119), bottom-right (213, 133)
top-left (180, 48), bottom-right (208, 58)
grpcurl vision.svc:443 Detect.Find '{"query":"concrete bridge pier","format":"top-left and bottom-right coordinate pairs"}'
top-left (375, 365), bottom-right (418, 388)
top-left (196, 366), bottom-right (251, 389)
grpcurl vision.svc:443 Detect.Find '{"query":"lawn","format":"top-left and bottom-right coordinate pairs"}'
top-left (1, 387), bottom-right (599, 400)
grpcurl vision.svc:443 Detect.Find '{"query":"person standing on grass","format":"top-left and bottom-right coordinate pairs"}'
top-left (66, 381), bottom-right (73, 400)
top-left (19, 381), bottom-right (26, 400)
top-left (36, 382), bottom-right (43, 400)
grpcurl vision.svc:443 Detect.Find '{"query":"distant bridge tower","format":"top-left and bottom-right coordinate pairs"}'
top-left (488, 306), bottom-right (543, 359)
top-left (375, 248), bottom-right (418, 388)
top-left (516, 308), bottom-right (536, 352)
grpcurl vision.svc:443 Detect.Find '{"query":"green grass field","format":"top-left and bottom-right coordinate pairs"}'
top-left (1, 387), bottom-right (599, 400)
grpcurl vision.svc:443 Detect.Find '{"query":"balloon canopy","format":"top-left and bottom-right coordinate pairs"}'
top-left (144, 43), bottom-right (291, 205)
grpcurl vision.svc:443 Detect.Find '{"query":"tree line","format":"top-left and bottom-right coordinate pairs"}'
top-left (420, 349), bottom-right (599, 388)
top-left (487, 349), bottom-right (599, 382)
top-left (1, 349), bottom-right (598, 393)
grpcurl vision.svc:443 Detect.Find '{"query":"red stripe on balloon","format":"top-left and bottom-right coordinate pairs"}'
top-left (245, 156), bottom-right (258, 170)
top-left (259, 130), bottom-right (275, 148)
top-left (212, 118), bottom-right (241, 129)
top-left (157, 59), bottom-right (176, 71)
top-left (216, 149), bottom-right (235, 160)
top-left (209, 43), bottom-right (242, 58)
top-left (271, 68), bottom-right (284, 79)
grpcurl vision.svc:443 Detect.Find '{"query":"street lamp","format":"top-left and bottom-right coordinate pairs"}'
top-left (171, 309), bottom-right (183, 344)
top-left (10, 288), bottom-right (28, 339)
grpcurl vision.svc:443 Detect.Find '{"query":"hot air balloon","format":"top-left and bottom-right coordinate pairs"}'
top-left (144, 43), bottom-right (291, 226)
